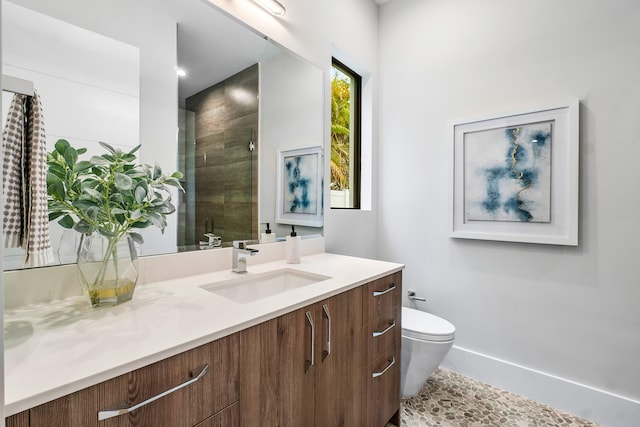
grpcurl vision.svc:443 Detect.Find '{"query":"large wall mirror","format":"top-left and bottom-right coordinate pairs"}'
top-left (1, 0), bottom-right (325, 270)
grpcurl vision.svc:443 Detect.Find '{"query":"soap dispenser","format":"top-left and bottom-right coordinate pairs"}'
top-left (260, 223), bottom-right (276, 244)
top-left (285, 225), bottom-right (301, 264)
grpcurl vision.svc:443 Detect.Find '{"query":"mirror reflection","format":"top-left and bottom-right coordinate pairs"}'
top-left (2, 0), bottom-right (324, 270)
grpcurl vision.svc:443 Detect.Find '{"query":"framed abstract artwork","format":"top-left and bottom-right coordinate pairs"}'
top-left (276, 146), bottom-right (323, 227)
top-left (450, 100), bottom-right (579, 245)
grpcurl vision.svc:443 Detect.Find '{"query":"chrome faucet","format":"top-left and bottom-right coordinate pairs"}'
top-left (199, 233), bottom-right (222, 249)
top-left (232, 240), bottom-right (259, 273)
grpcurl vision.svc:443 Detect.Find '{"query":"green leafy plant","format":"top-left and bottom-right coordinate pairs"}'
top-left (46, 139), bottom-right (183, 305)
top-left (46, 139), bottom-right (183, 243)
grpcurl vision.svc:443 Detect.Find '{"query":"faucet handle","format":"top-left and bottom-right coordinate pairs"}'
top-left (233, 240), bottom-right (259, 250)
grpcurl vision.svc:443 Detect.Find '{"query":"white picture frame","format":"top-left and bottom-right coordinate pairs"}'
top-left (450, 100), bottom-right (579, 245)
top-left (276, 146), bottom-right (323, 227)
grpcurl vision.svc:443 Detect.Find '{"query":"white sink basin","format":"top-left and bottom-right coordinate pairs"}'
top-left (200, 269), bottom-right (331, 303)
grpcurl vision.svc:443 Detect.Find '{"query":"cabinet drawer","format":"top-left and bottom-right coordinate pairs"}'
top-left (364, 273), bottom-right (401, 325)
top-left (365, 310), bottom-right (400, 364)
top-left (364, 273), bottom-right (401, 362)
top-left (99, 334), bottom-right (239, 426)
top-left (365, 344), bottom-right (400, 427)
top-left (29, 334), bottom-right (239, 427)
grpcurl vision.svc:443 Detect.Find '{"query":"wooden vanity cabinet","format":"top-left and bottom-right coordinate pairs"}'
top-left (8, 334), bottom-right (239, 427)
top-left (363, 271), bottom-right (402, 427)
top-left (239, 286), bottom-right (364, 426)
top-left (5, 271), bottom-right (402, 427)
top-left (239, 271), bottom-right (402, 427)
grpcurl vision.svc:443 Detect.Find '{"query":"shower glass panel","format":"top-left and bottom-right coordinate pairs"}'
top-left (177, 64), bottom-right (259, 250)
top-left (179, 125), bottom-right (257, 250)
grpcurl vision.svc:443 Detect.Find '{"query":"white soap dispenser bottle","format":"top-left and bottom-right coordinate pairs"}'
top-left (260, 223), bottom-right (276, 243)
top-left (285, 225), bottom-right (301, 264)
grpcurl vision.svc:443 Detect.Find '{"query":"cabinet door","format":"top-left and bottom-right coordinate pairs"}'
top-left (278, 307), bottom-right (316, 426)
top-left (239, 319), bottom-right (279, 426)
top-left (6, 411), bottom-right (29, 427)
top-left (315, 288), bottom-right (363, 426)
top-left (239, 308), bottom-right (315, 427)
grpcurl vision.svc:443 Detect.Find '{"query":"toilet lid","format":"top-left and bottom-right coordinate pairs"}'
top-left (402, 307), bottom-right (455, 342)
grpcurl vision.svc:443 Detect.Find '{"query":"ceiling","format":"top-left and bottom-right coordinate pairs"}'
top-left (137, 0), bottom-right (280, 99)
top-left (140, 0), bottom-right (391, 99)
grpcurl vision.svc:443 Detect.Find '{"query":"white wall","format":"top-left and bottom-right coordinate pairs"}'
top-left (322, 0), bottom-right (379, 258)
top-left (378, 0), bottom-right (640, 425)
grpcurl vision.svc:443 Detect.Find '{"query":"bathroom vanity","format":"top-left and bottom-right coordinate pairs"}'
top-left (4, 245), bottom-right (403, 426)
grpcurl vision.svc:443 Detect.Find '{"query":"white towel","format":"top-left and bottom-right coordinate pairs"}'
top-left (2, 91), bottom-right (54, 267)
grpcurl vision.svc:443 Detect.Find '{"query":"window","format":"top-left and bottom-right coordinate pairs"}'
top-left (331, 58), bottom-right (361, 209)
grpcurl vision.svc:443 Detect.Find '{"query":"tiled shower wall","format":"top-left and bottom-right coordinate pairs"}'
top-left (182, 64), bottom-right (259, 247)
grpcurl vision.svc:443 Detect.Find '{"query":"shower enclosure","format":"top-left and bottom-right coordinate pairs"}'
top-left (177, 64), bottom-right (259, 250)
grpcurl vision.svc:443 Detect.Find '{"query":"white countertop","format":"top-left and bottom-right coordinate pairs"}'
top-left (4, 252), bottom-right (403, 416)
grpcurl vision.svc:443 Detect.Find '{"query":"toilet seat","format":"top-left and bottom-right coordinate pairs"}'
top-left (402, 307), bottom-right (455, 342)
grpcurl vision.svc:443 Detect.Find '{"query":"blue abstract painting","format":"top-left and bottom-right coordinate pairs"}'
top-left (284, 153), bottom-right (318, 215)
top-left (464, 121), bottom-right (552, 223)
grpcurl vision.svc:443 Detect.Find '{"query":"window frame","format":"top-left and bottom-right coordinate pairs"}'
top-left (331, 57), bottom-right (362, 210)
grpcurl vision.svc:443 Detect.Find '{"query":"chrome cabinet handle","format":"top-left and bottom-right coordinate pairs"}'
top-left (372, 320), bottom-right (396, 337)
top-left (306, 310), bottom-right (315, 368)
top-left (322, 304), bottom-right (331, 357)
top-left (98, 364), bottom-right (209, 421)
top-left (372, 283), bottom-right (396, 297)
top-left (372, 357), bottom-right (395, 378)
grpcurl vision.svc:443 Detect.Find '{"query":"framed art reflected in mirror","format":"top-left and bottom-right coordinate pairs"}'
top-left (276, 146), bottom-right (323, 227)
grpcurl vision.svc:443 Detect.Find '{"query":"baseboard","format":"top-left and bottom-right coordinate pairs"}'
top-left (441, 345), bottom-right (640, 427)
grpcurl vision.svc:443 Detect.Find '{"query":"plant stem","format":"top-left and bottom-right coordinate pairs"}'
top-left (91, 229), bottom-right (126, 289)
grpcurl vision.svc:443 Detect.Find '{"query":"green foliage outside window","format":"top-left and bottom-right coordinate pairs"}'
top-left (331, 70), bottom-right (351, 191)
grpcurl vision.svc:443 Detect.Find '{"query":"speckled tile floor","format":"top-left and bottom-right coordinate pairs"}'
top-left (395, 368), bottom-right (602, 427)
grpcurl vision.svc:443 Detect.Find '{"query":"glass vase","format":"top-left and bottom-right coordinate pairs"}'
top-left (77, 233), bottom-right (139, 307)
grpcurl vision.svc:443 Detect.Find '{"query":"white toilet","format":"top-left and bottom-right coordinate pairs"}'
top-left (401, 306), bottom-right (456, 397)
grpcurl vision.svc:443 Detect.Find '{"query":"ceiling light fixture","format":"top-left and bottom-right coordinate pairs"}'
top-left (177, 68), bottom-right (186, 77)
top-left (253, 0), bottom-right (286, 16)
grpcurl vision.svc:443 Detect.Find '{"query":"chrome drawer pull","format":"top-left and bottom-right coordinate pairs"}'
top-left (372, 320), bottom-right (395, 338)
top-left (372, 356), bottom-right (395, 378)
top-left (98, 364), bottom-right (209, 421)
top-left (322, 304), bottom-right (331, 357)
top-left (306, 310), bottom-right (315, 368)
top-left (372, 283), bottom-right (396, 297)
